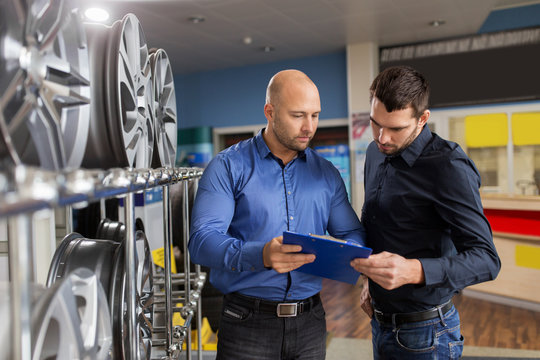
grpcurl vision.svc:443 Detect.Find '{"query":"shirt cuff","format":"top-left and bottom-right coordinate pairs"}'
top-left (241, 241), bottom-right (267, 272)
top-left (418, 258), bottom-right (444, 287)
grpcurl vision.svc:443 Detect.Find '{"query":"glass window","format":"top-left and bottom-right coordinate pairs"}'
top-left (448, 115), bottom-right (508, 194)
top-left (512, 113), bottom-right (540, 196)
top-left (513, 144), bottom-right (540, 195)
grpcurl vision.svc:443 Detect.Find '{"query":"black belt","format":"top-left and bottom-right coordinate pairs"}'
top-left (225, 292), bottom-right (320, 318)
top-left (374, 300), bottom-right (453, 326)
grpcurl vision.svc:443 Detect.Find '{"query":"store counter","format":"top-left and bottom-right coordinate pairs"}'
top-left (468, 194), bottom-right (540, 305)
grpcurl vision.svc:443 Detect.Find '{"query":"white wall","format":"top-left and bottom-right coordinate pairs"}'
top-left (346, 42), bottom-right (379, 213)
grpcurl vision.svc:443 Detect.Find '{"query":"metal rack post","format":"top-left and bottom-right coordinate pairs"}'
top-left (8, 213), bottom-right (34, 360)
top-left (182, 175), bottom-right (193, 359)
top-left (192, 175), bottom-right (203, 360)
top-left (124, 191), bottom-right (139, 359)
top-left (162, 180), bottom-right (174, 356)
top-left (65, 205), bottom-right (73, 234)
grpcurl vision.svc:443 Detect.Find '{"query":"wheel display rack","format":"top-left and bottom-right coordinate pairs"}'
top-left (0, 0), bottom-right (200, 357)
top-left (0, 165), bottom-right (205, 360)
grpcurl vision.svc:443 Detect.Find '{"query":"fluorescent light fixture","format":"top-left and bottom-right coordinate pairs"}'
top-left (85, 7), bottom-right (109, 22)
top-left (188, 15), bottom-right (205, 24)
top-left (429, 19), bottom-right (446, 27)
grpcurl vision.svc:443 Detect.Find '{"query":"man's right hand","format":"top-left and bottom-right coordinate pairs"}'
top-left (263, 235), bottom-right (315, 273)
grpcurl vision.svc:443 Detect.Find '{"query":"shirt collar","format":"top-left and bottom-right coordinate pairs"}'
top-left (397, 125), bottom-right (431, 167)
top-left (254, 128), bottom-right (307, 162)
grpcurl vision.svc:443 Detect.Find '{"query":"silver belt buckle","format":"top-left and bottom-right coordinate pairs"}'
top-left (277, 303), bottom-right (297, 317)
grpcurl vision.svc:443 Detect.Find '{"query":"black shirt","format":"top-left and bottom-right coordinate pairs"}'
top-left (362, 126), bottom-right (501, 313)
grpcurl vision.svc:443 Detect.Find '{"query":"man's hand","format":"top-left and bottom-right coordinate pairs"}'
top-left (350, 251), bottom-right (425, 290)
top-left (359, 275), bottom-right (373, 318)
top-left (263, 235), bottom-right (315, 273)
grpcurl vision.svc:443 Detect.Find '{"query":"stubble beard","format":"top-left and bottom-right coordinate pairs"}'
top-left (378, 128), bottom-right (418, 156)
top-left (273, 119), bottom-right (311, 152)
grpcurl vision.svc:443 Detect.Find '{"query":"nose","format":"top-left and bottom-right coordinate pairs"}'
top-left (378, 128), bottom-right (390, 144)
top-left (302, 116), bottom-right (314, 133)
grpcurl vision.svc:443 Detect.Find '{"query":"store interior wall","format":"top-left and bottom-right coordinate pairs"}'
top-left (478, 2), bottom-right (540, 33)
top-left (172, 2), bottom-right (540, 132)
top-left (174, 51), bottom-right (348, 129)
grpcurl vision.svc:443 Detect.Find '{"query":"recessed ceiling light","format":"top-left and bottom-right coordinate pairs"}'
top-left (429, 19), bottom-right (446, 27)
top-left (262, 46), bottom-right (275, 53)
top-left (188, 15), bottom-right (206, 24)
top-left (243, 36), bottom-right (253, 45)
top-left (84, 7), bottom-right (109, 22)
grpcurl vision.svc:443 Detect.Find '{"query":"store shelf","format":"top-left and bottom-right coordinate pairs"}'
top-left (1, 164), bottom-right (205, 360)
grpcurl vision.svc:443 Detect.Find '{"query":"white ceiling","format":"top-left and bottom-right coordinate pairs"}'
top-left (75, 0), bottom-right (540, 74)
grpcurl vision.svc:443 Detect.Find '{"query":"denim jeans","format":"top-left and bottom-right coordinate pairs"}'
top-left (371, 304), bottom-right (464, 360)
top-left (216, 295), bottom-right (327, 360)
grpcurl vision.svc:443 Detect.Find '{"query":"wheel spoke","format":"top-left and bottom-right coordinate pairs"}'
top-left (6, 97), bottom-right (32, 134)
top-left (26, 0), bottom-right (65, 49)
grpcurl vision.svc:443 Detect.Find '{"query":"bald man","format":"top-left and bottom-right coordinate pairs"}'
top-left (189, 70), bottom-right (365, 359)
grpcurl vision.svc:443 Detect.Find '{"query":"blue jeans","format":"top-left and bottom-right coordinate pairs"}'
top-left (216, 295), bottom-right (327, 360)
top-left (371, 305), bottom-right (464, 360)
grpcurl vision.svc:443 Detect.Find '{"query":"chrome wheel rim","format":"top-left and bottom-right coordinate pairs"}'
top-left (117, 15), bottom-right (154, 169)
top-left (110, 230), bottom-right (154, 359)
top-left (0, 0), bottom-right (90, 170)
top-left (150, 48), bottom-right (177, 168)
top-left (33, 269), bottom-right (112, 360)
top-left (84, 13), bottom-right (154, 169)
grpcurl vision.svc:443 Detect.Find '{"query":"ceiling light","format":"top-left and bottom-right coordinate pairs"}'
top-left (243, 36), bottom-right (253, 45)
top-left (188, 15), bottom-right (206, 24)
top-left (262, 46), bottom-right (275, 53)
top-left (84, 7), bottom-right (109, 22)
top-left (429, 19), bottom-right (446, 27)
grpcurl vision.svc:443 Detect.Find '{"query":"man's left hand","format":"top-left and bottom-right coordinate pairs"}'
top-left (350, 251), bottom-right (425, 290)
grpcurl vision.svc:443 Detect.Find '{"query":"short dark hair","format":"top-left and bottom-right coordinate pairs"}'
top-left (369, 66), bottom-right (430, 119)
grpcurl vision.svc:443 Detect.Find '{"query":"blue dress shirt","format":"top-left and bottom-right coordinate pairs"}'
top-left (189, 130), bottom-right (365, 301)
top-left (362, 126), bottom-right (501, 313)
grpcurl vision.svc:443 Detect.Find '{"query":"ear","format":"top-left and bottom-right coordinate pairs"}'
top-left (418, 109), bottom-right (430, 128)
top-left (264, 103), bottom-right (274, 122)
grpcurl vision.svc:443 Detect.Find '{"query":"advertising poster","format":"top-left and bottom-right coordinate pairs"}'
top-left (315, 144), bottom-right (351, 201)
top-left (351, 112), bottom-right (372, 183)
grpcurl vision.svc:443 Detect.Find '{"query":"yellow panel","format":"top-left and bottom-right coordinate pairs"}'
top-left (465, 113), bottom-right (508, 148)
top-left (512, 113), bottom-right (540, 146)
top-left (515, 244), bottom-right (540, 270)
top-left (173, 303), bottom-right (185, 326)
top-left (151, 246), bottom-right (177, 273)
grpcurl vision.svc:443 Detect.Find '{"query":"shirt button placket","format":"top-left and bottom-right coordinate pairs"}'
top-left (284, 165), bottom-right (295, 232)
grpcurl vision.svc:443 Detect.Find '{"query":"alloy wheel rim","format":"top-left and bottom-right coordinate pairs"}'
top-left (0, 0), bottom-right (90, 170)
top-left (150, 48), bottom-right (177, 168)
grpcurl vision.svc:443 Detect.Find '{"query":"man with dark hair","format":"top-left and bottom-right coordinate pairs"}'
top-left (351, 65), bottom-right (501, 359)
top-left (189, 69), bottom-right (365, 359)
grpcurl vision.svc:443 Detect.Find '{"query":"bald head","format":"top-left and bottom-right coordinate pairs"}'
top-left (265, 69), bottom-right (318, 106)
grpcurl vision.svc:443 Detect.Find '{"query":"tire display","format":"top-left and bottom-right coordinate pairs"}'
top-left (150, 48), bottom-right (177, 168)
top-left (0, 269), bottom-right (112, 360)
top-left (0, 2), bottom-right (203, 359)
top-left (33, 268), bottom-right (113, 360)
top-left (83, 14), bottom-right (155, 169)
top-left (46, 232), bottom-right (119, 297)
top-left (109, 230), bottom-right (154, 360)
top-left (96, 217), bottom-right (126, 242)
top-left (0, 0), bottom-right (91, 170)
top-left (47, 229), bottom-right (155, 360)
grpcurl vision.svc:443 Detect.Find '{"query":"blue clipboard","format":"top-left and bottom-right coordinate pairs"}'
top-left (283, 231), bottom-right (372, 285)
